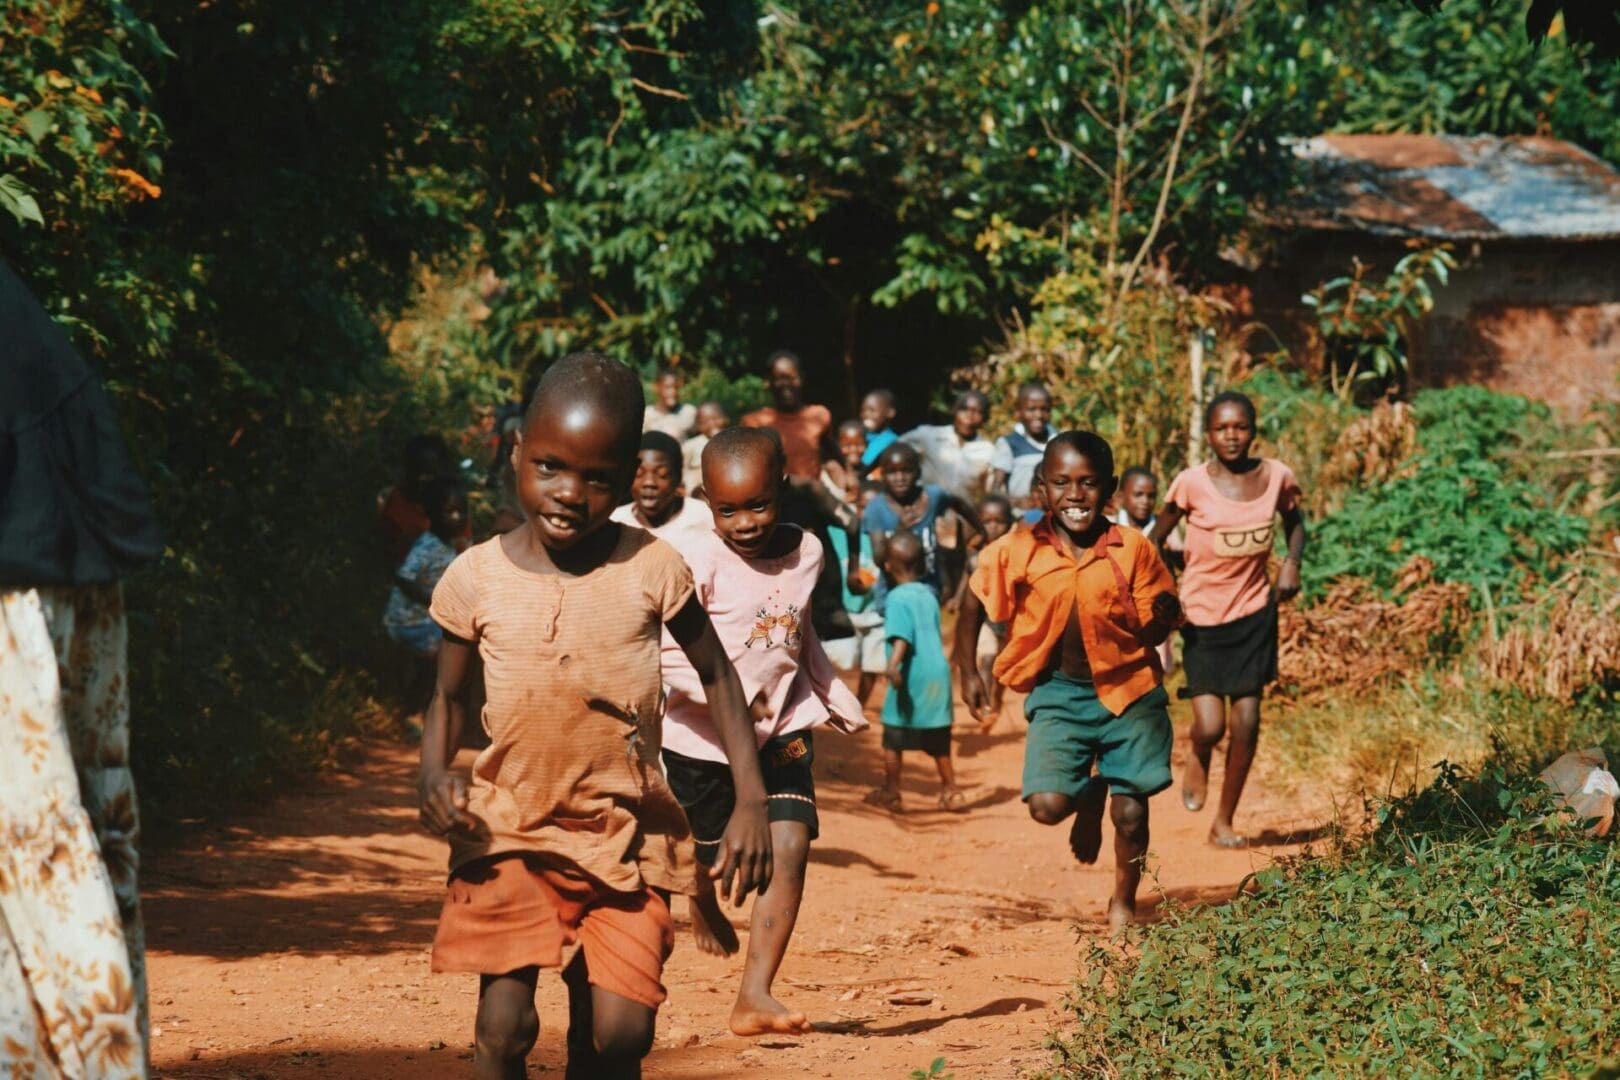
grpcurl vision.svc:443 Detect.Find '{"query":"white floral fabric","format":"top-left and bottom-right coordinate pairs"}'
top-left (0, 586), bottom-right (147, 1079)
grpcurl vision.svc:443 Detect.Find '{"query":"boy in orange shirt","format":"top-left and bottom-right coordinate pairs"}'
top-left (419, 352), bottom-right (772, 1080)
top-left (956, 431), bottom-right (1181, 930)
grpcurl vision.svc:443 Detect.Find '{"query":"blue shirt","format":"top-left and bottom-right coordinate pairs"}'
top-left (881, 582), bottom-right (953, 730)
top-left (860, 483), bottom-right (946, 609)
top-left (861, 428), bottom-right (898, 469)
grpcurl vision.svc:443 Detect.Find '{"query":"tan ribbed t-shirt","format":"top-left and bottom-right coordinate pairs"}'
top-left (429, 527), bottom-right (698, 895)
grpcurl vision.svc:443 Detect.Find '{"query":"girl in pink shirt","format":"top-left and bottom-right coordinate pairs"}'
top-left (1151, 391), bottom-right (1306, 849)
top-left (659, 428), bottom-right (865, 1038)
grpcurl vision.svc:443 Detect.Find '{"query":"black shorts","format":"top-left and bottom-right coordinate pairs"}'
top-left (880, 724), bottom-right (953, 756)
top-left (663, 732), bottom-right (819, 866)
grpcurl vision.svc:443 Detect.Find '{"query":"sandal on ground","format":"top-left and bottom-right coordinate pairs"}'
top-left (863, 787), bottom-right (903, 812)
top-left (938, 788), bottom-right (969, 813)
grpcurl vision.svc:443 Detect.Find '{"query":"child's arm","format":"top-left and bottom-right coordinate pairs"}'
top-left (953, 585), bottom-right (991, 716)
top-left (419, 634), bottom-right (476, 836)
top-left (885, 637), bottom-right (910, 690)
top-left (395, 573), bottom-right (435, 608)
top-left (988, 469), bottom-right (1009, 496)
top-left (1146, 503), bottom-right (1183, 555)
top-left (1130, 540), bottom-right (1183, 648)
top-left (940, 492), bottom-right (985, 543)
top-left (666, 595), bottom-right (773, 904)
top-left (843, 519), bottom-right (870, 595)
top-left (867, 530), bottom-right (891, 574)
top-left (1276, 506), bottom-right (1307, 602)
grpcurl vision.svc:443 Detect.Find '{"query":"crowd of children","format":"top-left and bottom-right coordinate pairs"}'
top-left (392, 352), bottom-right (1307, 1077)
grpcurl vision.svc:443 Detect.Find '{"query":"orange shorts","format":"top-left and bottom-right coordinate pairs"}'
top-left (432, 854), bottom-right (675, 1009)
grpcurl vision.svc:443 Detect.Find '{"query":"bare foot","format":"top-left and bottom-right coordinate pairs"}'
top-left (1182, 754), bottom-right (1209, 812)
top-left (1067, 780), bottom-right (1108, 864)
top-left (729, 992), bottom-right (812, 1037)
top-left (1208, 823), bottom-right (1248, 849)
top-left (1107, 896), bottom-right (1136, 932)
top-left (690, 889), bottom-right (740, 956)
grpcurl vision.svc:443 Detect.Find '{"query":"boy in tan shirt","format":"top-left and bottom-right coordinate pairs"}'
top-left (419, 352), bottom-right (772, 1080)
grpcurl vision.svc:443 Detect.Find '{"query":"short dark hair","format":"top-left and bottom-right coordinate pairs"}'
top-left (837, 418), bottom-right (868, 439)
top-left (1044, 430), bottom-right (1115, 478)
top-left (639, 430), bottom-right (682, 471)
top-left (978, 492), bottom-right (1013, 518)
top-left (656, 366), bottom-right (682, 381)
top-left (878, 441), bottom-right (921, 470)
top-left (955, 390), bottom-right (989, 412)
top-left (886, 529), bottom-right (926, 572)
top-left (1120, 465), bottom-right (1157, 488)
top-left (766, 349), bottom-right (801, 373)
top-left (525, 352), bottom-right (644, 456)
top-left (702, 425), bottom-right (785, 478)
top-left (1205, 389), bottom-right (1257, 428)
top-left (1017, 381), bottom-right (1051, 402)
top-left (863, 388), bottom-right (896, 409)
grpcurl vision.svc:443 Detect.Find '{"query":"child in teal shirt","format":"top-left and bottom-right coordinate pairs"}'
top-left (868, 531), bottom-right (964, 813)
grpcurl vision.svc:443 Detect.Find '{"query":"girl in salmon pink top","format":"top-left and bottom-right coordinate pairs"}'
top-left (1150, 390), bottom-right (1306, 850)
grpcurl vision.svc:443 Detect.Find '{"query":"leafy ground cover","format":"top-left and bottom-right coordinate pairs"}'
top-left (1049, 765), bottom-right (1620, 1077)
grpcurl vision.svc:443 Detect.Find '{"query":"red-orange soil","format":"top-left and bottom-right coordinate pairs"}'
top-left (145, 694), bottom-right (1325, 1078)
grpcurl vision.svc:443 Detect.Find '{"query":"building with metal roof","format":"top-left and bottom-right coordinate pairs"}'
top-left (1247, 134), bottom-right (1620, 416)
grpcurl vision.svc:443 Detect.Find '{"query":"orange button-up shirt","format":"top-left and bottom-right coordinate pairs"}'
top-left (969, 519), bottom-right (1178, 715)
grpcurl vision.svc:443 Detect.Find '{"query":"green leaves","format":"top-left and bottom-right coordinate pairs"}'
top-left (0, 174), bottom-right (42, 225)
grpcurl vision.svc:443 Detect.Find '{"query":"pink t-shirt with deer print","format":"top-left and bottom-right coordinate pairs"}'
top-left (1164, 459), bottom-right (1302, 628)
top-left (661, 525), bottom-right (866, 764)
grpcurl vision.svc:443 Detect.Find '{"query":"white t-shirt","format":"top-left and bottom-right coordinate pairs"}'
top-left (901, 424), bottom-right (996, 503)
top-left (610, 496), bottom-right (714, 552)
top-left (989, 424), bottom-right (1051, 500)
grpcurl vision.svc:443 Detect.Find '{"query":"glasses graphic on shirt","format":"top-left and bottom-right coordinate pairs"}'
top-left (1215, 523), bottom-right (1274, 556)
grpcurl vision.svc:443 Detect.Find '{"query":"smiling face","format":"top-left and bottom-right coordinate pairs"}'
top-left (655, 372), bottom-right (682, 411)
top-left (768, 356), bottom-right (803, 411)
top-left (510, 396), bottom-right (634, 551)
top-left (1018, 387), bottom-right (1053, 441)
top-left (860, 391), bottom-right (895, 433)
top-left (704, 450), bottom-right (783, 559)
top-left (836, 420), bottom-right (868, 471)
top-left (1039, 442), bottom-right (1115, 541)
top-left (631, 447), bottom-right (681, 522)
top-left (953, 393), bottom-right (987, 440)
top-left (428, 490), bottom-right (469, 542)
top-left (1121, 473), bottom-right (1158, 526)
top-left (879, 444), bottom-right (922, 502)
top-left (1207, 401), bottom-right (1256, 465)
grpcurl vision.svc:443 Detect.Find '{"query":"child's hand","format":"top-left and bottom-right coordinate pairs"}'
top-left (846, 570), bottom-right (867, 596)
top-left (886, 664), bottom-right (904, 690)
top-left (419, 770), bottom-right (476, 836)
top-left (1277, 559), bottom-right (1302, 602)
top-left (1150, 590), bottom-right (1182, 626)
top-left (957, 664), bottom-right (990, 716)
top-left (711, 799), bottom-right (772, 905)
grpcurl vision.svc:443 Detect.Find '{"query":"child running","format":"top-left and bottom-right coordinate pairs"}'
top-left (857, 442), bottom-right (983, 608)
top-left (1149, 390), bottom-right (1306, 849)
top-left (825, 481), bottom-right (886, 706)
top-left (383, 475), bottom-right (467, 726)
top-left (868, 531), bottom-right (964, 812)
top-left (658, 427), bottom-right (867, 1037)
top-left (611, 430), bottom-right (715, 545)
top-left (957, 432), bottom-right (1182, 930)
top-left (419, 353), bottom-right (772, 1080)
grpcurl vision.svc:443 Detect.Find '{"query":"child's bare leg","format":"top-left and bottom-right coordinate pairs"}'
top-left (1183, 694), bottom-right (1226, 811)
top-left (1108, 793), bottom-right (1149, 930)
top-left (1029, 783), bottom-right (1107, 864)
top-left (1209, 695), bottom-right (1260, 847)
top-left (933, 753), bottom-right (961, 792)
top-left (730, 819), bottom-right (813, 1036)
top-left (689, 877), bottom-right (740, 957)
top-left (563, 952), bottom-right (656, 1080)
top-left (884, 748), bottom-right (902, 793)
top-left (857, 671), bottom-right (877, 705)
top-left (475, 968), bottom-right (540, 1080)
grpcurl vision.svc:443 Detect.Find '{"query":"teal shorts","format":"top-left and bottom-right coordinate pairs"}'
top-left (1022, 675), bottom-right (1172, 799)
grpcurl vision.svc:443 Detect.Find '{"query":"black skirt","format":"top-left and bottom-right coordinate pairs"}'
top-left (1179, 597), bottom-right (1278, 700)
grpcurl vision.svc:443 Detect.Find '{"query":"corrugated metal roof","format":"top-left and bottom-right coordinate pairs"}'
top-left (1277, 134), bottom-right (1620, 241)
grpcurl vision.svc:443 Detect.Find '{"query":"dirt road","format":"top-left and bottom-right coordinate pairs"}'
top-left (145, 697), bottom-right (1323, 1079)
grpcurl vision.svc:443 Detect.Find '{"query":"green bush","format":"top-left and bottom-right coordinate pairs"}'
top-left (1049, 764), bottom-right (1620, 1078)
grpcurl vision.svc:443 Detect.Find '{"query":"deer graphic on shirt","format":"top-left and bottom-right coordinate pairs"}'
top-left (743, 605), bottom-right (803, 649)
